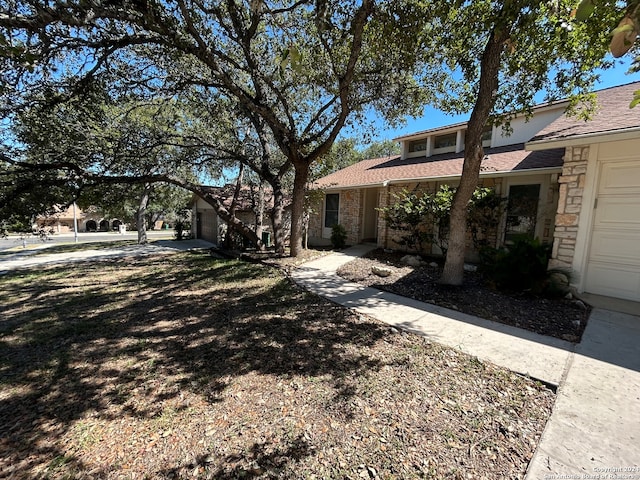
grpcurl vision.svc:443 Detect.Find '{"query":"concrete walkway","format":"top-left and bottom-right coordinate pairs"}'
top-left (291, 245), bottom-right (640, 478)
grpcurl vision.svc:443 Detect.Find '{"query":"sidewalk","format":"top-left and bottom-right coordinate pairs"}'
top-left (291, 244), bottom-right (573, 386)
top-left (291, 245), bottom-right (640, 477)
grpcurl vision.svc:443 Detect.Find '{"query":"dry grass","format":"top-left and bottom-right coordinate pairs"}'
top-left (0, 251), bottom-right (554, 479)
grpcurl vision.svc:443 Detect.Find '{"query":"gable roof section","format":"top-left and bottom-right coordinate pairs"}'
top-left (196, 184), bottom-right (281, 211)
top-left (314, 143), bottom-right (564, 189)
top-left (527, 81), bottom-right (640, 149)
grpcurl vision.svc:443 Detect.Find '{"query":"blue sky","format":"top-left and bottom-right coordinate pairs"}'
top-left (364, 56), bottom-right (639, 145)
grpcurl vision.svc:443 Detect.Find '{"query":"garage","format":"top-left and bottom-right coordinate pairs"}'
top-left (199, 210), bottom-right (218, 244)
top-left (584, 152), bottom-right (640, 302)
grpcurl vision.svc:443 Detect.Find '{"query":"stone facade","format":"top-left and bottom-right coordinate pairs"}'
top-left (550, 146), bottom-right (589, 269)
top-left (307, 195), bottom-right (323, 241)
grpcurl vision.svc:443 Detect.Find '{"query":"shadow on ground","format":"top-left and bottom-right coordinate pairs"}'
top-left (0, 252), bottom-right (386, 478)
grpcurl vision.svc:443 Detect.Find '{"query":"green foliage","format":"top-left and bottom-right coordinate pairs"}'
top-left (631, 89), bottom-right (640, 108)
top-left (330, 224), bottom-right (347, 250)
top-left (379, 186), bottom-right (505, 256)
top-left (573, 0), bottom-right (639, 73)
top-left (378, 188), bottom-right (433, 254)
top-left (468, 188), bottom-right (508, 249)
top-left (174, 221), bottom-right (190, 241)
top-left (173, 208), bottom-right (192, 241)
top-left (480, 236), bottom-right (568, 296)
top-left (360, 140), bottom-right (401, 160)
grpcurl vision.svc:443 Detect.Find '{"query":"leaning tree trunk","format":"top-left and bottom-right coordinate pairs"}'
top-left (289, 162), bottom-right (310, 257)
top-left (440, 146), bottom-right (484, 285)
top-left (440, 22), bottom-right (509, 285)
top-left (137, 184), bottom-right (152, 245)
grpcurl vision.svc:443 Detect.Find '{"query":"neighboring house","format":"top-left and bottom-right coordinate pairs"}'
top-left (36, 205), bottom-right (120, 233)
top-left (309, 81), bottom-right (640, 302)
top-left (191, 184), bottom-right (283, 245)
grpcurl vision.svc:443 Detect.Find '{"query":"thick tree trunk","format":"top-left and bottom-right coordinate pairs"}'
top-left (255, 181), bottom-right (264, 241)
top-left (200, 190), bottom-right (262, 248)
top-left (137, 184), bottom-right (151, 245)
top-left (271, 186), bottom-right (286, 255)
top-left (440, 22), bottom-right (509, 285)
top-left (440, 146), bottom-right (483, 284)
top-left (289, 162), bottom-right (309, 257)
top-left (225, 163), bottom-right (245, 249)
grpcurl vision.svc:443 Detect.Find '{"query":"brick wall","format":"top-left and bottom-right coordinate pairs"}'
top-left (550, 146), bottom-right (588, 269)
top-left (340, 189), bottom-right (362, 245)
top-left (307, 195), bottom-right (323, 240)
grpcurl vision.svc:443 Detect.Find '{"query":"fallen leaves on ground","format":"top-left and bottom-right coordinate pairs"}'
top-left (0, 251), bottom-right (554, 479)
top-left (337, 249), bottom-right (589, 342)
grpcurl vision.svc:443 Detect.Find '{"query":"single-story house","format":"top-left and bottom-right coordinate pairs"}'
top-left (309, 81), bottom-right (640, 303)
top-left (191, 184), bottom-right (283, 245)
top-left (36, 205), bottom-right (120, 233)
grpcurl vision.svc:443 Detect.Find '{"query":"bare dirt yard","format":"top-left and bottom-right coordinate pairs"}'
top-left (1, 250), bottom-right (554, 479)
top-left (336, 249), bottom-right (590, 343)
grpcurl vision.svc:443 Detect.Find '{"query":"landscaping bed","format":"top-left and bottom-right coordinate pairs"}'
top-left (0, 251), bottom-right (554, 479)
top-left (336, 249), bottom-right (590, 343)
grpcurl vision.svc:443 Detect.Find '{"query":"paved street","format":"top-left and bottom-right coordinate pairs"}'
top-left (0, 230), bottom-right (173, 252)
top-left (0, 235), bottom-right (214, 274)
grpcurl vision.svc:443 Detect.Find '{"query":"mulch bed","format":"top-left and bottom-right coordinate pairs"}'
top-left (0, 252), bottom-right (555, 479)
top-left (336, 249), bottom-right (590, 343)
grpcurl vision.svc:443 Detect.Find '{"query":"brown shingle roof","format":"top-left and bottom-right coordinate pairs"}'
top-left (528, 81), bottom-right (640, 145)
top-left (314, 143), bottom-right (564, 189)
top-left (200, 184), bottom-right (282, 211)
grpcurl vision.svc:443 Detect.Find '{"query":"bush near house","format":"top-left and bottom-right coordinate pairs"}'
top-left (379, 186), bottom-right (505, 257)
top-left (330, 224), bottom-right (347, 249)
top-left (480, 236), bottom-right (570, 296)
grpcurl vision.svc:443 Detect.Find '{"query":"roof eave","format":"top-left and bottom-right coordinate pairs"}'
top-left (394, 101), bottom-right (570, 142)
top-left (526, 127), bottom-right (640, 151)
top-left (316, 166), bottom-right (563, 191)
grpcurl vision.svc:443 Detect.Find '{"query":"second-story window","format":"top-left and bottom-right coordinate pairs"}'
top-left (482, 126), bottom-right (492, 143)
top-left (433, 133), bottom-right (457, 150)
top-left (408, 139), bottom-right (427, 153)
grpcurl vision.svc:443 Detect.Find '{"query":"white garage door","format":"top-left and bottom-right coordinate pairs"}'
top-left (585, 157), bottom-right (640, 302)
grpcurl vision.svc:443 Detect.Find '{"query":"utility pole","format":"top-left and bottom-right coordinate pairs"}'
top-left (72, 202), bottom-right (79, 243)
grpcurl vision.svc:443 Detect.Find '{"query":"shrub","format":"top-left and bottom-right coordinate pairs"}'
top-left (330, 224), bottom-right (347, 249)
top-left (377, 189), bottom-right (432, 253)
top-left (174, 220), bottom-right (191, 240)
top-left (480, 235), bottom-right (565, 295)
top-left (378, 186), bottom-right (505, 256)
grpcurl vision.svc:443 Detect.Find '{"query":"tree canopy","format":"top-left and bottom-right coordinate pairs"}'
top-left (1, 0), bottom-right (433, 255)
top-left (0, 0), bottom-right (630, 262)
top-left (408, 0), bottom-right (620, 285)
